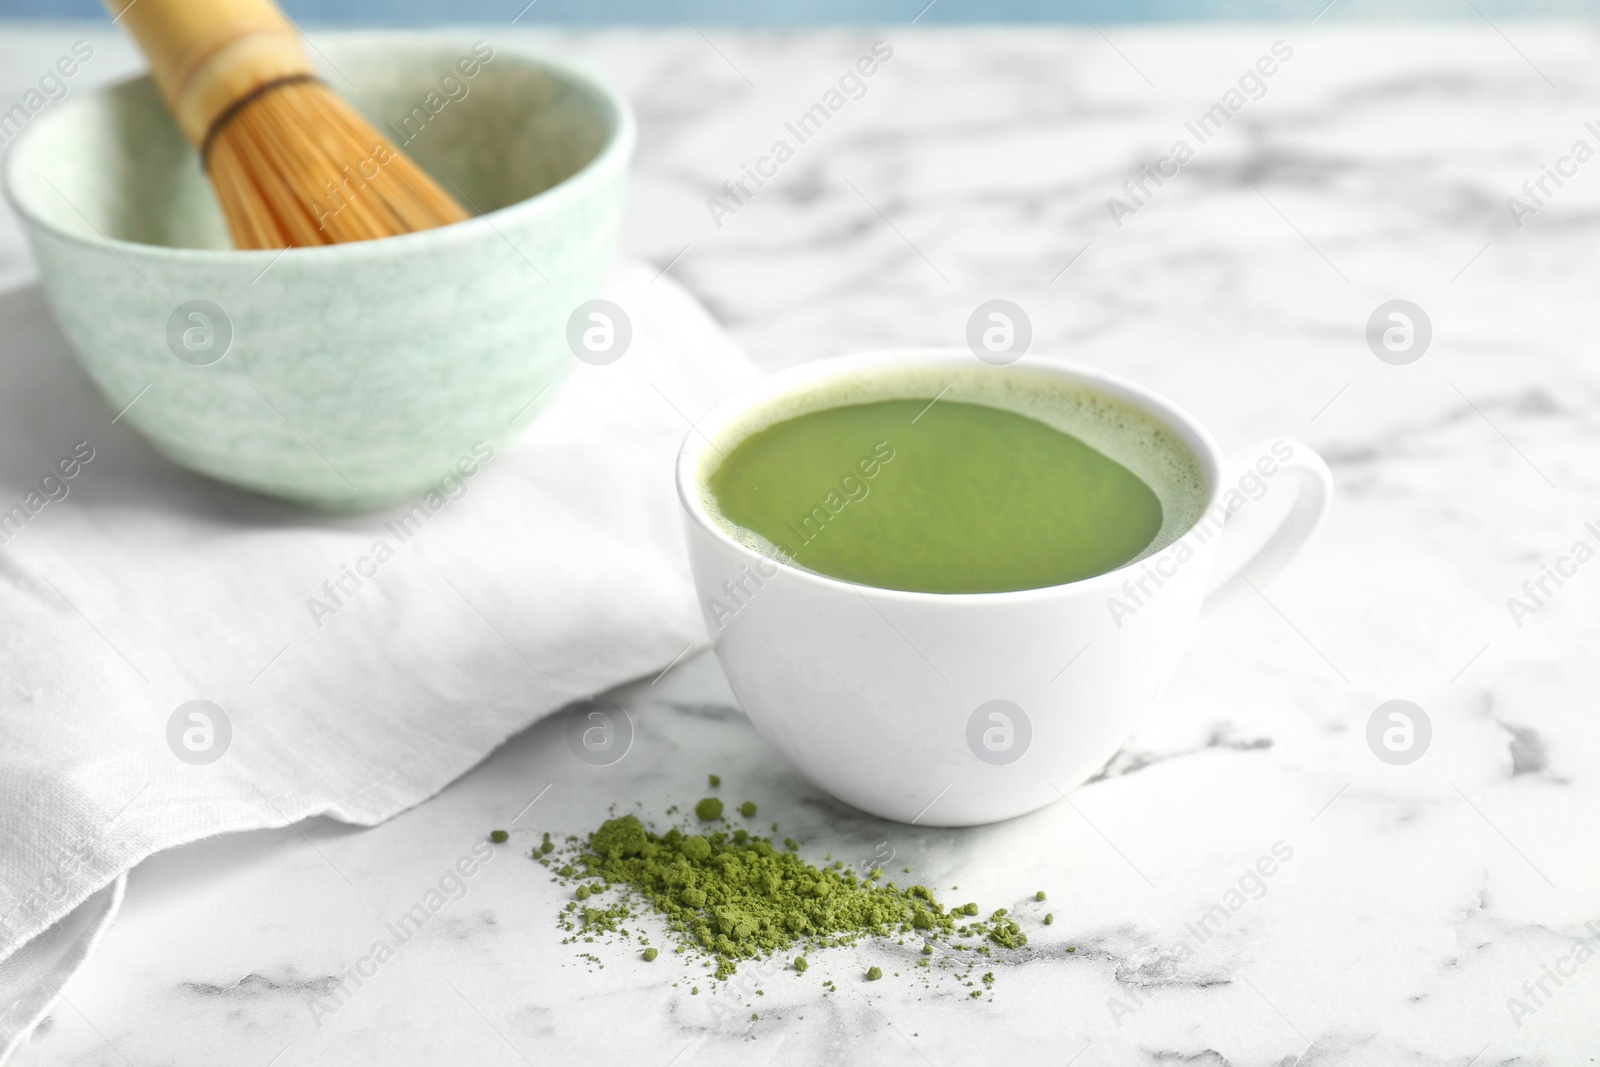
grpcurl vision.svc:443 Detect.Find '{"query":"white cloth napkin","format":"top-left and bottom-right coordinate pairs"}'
top-left (0, 258), bottom-right (751, 1060)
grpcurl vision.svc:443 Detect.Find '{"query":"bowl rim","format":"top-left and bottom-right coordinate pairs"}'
top-left (674, 348), bottom-right (1231, 607)
top-left (0, 31), bottom-right (637, 262)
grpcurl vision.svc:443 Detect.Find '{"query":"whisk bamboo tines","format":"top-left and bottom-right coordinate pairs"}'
top-left (105, 0), bottom-right (468, 249)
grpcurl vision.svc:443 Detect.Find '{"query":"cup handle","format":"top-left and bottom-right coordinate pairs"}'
top-left (1200, 438), bottom-right (1333, 619)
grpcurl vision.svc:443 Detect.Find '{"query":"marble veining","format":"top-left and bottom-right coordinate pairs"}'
top-left (3, 19), bottom-right (1600, 1067)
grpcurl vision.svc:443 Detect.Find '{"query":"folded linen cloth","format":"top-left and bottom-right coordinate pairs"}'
top-left (0, 258), bottom-right (751, 1061)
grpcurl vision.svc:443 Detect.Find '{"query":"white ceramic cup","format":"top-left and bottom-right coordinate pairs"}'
top-left (676, 350), bottom-right (1333, 826)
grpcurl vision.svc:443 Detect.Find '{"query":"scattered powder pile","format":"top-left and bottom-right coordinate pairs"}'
top-left (529, 801), bottom-right (1034, 985)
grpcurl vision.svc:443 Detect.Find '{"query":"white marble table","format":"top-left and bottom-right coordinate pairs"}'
top-left (5, 20), bottom-right (1600, 1067)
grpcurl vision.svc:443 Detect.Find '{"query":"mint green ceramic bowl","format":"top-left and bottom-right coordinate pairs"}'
top-left (2, 35), bottom-right (634, 509)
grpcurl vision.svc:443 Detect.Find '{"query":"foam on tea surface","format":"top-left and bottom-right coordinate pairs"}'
top-left (698, 363), bottom-right (1210, 593)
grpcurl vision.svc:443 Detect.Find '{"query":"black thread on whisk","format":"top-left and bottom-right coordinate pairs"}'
top-left (198, 73), bottom-right (322, 166)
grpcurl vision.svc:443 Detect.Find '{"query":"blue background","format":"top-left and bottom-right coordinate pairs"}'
top-left (0, 0), bottom-right (1594, 22)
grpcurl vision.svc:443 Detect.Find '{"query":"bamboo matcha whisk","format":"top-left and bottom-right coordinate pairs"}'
top-left (105, 0), bottom-right (469, 249)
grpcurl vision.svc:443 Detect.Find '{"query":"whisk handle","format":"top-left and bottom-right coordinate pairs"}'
top-left (104, 0), bottom-right (314, 148)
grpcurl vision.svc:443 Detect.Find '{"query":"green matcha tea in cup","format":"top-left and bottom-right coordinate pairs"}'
top-left (676, 350), bottom-right (1332, 826)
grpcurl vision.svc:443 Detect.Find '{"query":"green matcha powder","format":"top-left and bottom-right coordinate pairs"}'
top-left (532, 797), bottom-right (1038, 988)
